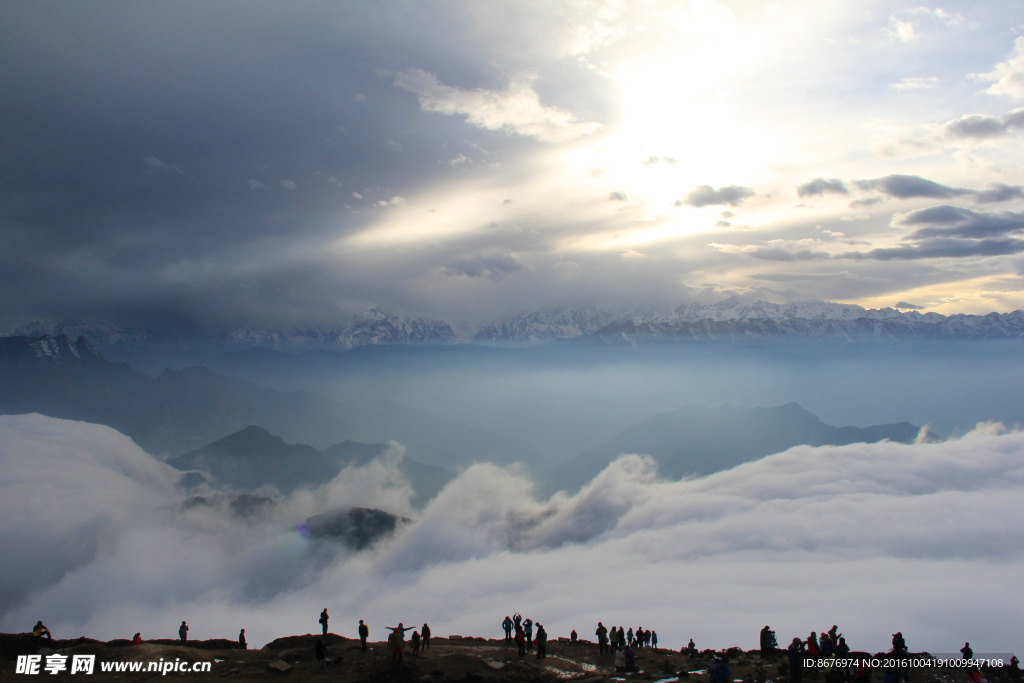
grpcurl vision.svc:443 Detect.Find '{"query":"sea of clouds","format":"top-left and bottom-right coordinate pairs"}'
top-left (2, 413), bottom-right (1021, 655)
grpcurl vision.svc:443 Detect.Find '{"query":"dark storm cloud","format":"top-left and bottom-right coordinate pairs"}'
top-left (796, 178), bottom-right (849, 197)
top-left (679, 184), bottom-right (755, 208)
top-left (0, 1), bottom-right (616, 329)
top-left (853, 174), bottom-right (972, 200)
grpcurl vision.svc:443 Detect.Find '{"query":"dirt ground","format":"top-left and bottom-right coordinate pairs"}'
top-left (1, 633), bottom-right (1019, 683)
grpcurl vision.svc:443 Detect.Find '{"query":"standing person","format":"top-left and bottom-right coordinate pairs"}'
top-left (178, 621), bottom-right (188, 645)
top-left (358, 620), bottom-right (369, 651)
top-left (609, 626), bottom-right (619, 656)
top-left (315, 637), bottom-right (328, 672)
top-left (421, 623), bottom-right (431, 651)
top-left (238, 629), bottom-right (247, 650)
top-left (513, 613), bottom-right (522, 631)
top-left (515, 625), bottom-right (526, 656)
top-left (624, 645), bottom-right (636, 672)
top-left (536, 624), bottom-right (548, 659)
top-left (892, 632), bottom-right (907, 654)
top-left (570, 629), bottom-right (577, 642)
top-left (410, 629), bottom-right (420, 656)
top-left (503, 616), bottom-right (513, 643)
top-left (319, 609), bottom-right (329, 637)
top-left (524, 618), bottom-right (533, 651)
top-left (131, 633), bottom-right (142, 646)
top-left (627, 627), bottom-right (634, 647)
top-left (789, 637), bottom-right (806, 683)
top-left (652, 630), bottom-right (658, 649)
top-left (386, 623), bottom-right (413, 662)
top-left (962, 643), bottom-right (973, 660)
top-left (596, 622), bottom-right (608, 655)
top-left (619, 627), bottom-right (626, 652)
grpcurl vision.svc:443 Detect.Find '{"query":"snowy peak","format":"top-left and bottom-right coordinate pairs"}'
top-left (0, 334), bottom-right (100, 366)
top-left (473, 304), bottom-right (616, 345)
top-left (590, 299), bottom-right (1024, 343)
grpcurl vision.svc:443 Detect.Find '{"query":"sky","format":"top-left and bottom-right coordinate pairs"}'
top-left (3, 0), bottom-right (1024, 332)
top-left (3, 412), bottom-right (1022, 655)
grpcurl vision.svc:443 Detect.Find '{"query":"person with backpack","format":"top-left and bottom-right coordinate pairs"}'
top-left (319, 609), bottom-right (329, 637)
top-left (502, 616), bottom-right (513, 643)
top-left (410, 629), bottom-right (420, 656)
top-left (421, 623), bottom-right (431, 650)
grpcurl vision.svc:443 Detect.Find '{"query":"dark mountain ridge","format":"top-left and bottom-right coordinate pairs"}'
top-left (168, 426), bottom-right (454, 505)
top-left (550, 402), bottom-right (922, 492)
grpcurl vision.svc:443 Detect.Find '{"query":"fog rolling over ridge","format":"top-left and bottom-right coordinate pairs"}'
top-left (2, 413), bottom-right (1022, 655)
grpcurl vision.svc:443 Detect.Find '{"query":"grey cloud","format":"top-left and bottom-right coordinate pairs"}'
top-left (974, 183), bottom-right (1024, 204)
top-left (842, 238), bottom-right (1024, 260)
top-left (608, 191), bottom-right (628, 201)
top-left (850, 197), bottom-right (885, 208)
top-left (896, 205), bottom-right (1024, 239)
top-left (854, 174), bottom-right (972, 199)
top-left (941, 109), bottom-right (1024, 140)
top-left (747, 247), bottom-right (831, 262)
top-left (942, 114), bottom-right (1010, 139)
top-left (681, 184), bottom-right (755, 208)
top-left (749, 273), bottom-right (835, 282)
top-left (895, 301), bottom-right (924, 309)
top-left (442, 254), bottom-right (525, 280)
top-left (796, 178), bottom-right (849, 197)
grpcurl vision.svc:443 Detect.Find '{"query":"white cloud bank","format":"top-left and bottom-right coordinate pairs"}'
top-left (394, 68), bottom-right (603, 144)
top-left (2, 414), bottom-right (1022, 655)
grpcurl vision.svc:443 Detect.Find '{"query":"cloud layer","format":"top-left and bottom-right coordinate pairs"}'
top-left (3, 414), bottom-right (1022, 655)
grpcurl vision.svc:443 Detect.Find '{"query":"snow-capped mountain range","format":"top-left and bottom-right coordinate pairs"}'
top-left (472, 303), bottom-right (616, 345)
top-left (7, 297), bottom-right (1024, 365)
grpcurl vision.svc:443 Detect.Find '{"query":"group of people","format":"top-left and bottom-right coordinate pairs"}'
top-left (384, 622), bottom-right (432, 661)
top-left (595, 622), bottom-right (658, 655)
top-left (312, 613), bottom-right (431, 671)
top-left (501, 613), bottom-right (548, 658)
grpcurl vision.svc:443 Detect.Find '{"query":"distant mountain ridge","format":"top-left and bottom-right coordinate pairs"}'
top-left (0, 334), bottom-right (536, 468)
top-left (9, 298), bottom-right (1023, 364)
top-left (473, 304), bottom-right (616, 345)
top-left (168, 425), bottom-right (454, 505)
top-left (549, 402), bottom-right (923, 492)
top-left (585, 296), bottom-right (1024, 344)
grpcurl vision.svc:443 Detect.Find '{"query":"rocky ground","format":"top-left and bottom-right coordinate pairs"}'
top-left (1, 633), bottom-right (1019, 683)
